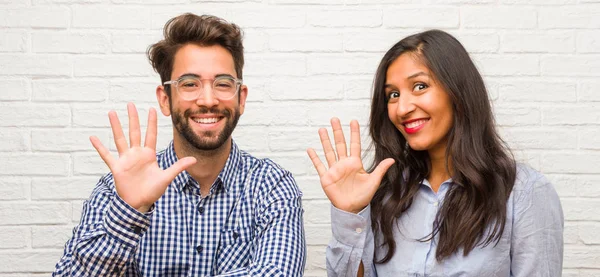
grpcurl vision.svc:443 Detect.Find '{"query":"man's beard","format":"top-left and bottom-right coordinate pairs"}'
top-left (171, 105), bottom-right (240, 151)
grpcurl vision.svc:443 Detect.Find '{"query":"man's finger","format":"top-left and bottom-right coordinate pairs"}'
top-left (128, 102), bottom-right (141, 148)
top-left (108, 111), bottom-right (128, 155)
top-left (90, 136), bottom-right (115, 170)
top-left (144, 107), bottom-right (158, 150)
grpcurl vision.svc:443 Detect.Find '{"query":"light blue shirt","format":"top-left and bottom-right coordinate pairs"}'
top-left (327, 164), bottom-right (563, 277)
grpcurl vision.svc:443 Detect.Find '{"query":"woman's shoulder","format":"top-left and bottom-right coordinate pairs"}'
top-left (512, 163), bottom-right (551, 192)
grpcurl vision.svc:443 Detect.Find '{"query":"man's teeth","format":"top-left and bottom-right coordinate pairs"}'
top-left (193, 118), bottom-right (219, 124)
top-left (405, 119), bottom-right (427, 129)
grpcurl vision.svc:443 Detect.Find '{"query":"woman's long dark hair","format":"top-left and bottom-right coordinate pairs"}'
top-left (368, 30), bottom-right (516, 262)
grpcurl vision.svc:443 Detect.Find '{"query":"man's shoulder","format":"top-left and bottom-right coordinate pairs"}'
top-left (239, 150), bottom-right (292, 180)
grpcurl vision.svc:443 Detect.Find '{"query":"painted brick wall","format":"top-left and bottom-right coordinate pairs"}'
top-left (0, 0), bottom-right (598, 276)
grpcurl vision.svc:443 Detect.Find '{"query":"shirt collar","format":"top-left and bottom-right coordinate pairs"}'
top-left (163, 139), bottom-right (242, 195)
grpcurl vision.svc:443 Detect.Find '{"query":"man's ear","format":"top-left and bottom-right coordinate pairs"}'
top-left (156, 85), bottom-right (171, 116)
top-left (238, 84), bottom-right (248, 115)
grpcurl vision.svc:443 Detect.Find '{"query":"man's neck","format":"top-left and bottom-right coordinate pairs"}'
top-left (173, 136), bottom-right (232, 197)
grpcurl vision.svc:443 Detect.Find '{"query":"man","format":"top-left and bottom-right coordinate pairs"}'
top-left (53, 13), bottom-right (305, 276)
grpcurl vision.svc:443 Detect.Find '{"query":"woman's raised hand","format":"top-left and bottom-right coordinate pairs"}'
top-left (307, 118), bottom-right (395, 214)
top-left (89, 103), bottom-right (196, 213)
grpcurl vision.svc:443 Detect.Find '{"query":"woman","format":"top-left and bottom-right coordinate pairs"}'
top-left (307, 30), bottom-right (563, 277)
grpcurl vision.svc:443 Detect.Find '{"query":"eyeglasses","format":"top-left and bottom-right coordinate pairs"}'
top-left (163, 75), bottom-right (242, 101)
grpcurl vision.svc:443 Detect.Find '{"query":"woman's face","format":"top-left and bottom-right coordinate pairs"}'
top-left (385, 53), bottom-right (454, 159)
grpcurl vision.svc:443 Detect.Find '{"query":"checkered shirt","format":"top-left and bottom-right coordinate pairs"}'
top-left (53, 140), bottom-right (306, 276)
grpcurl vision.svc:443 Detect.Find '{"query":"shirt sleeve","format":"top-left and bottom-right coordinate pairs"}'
top-left (52, 174), bottom-right (152, 277)
top-left (510, 170), bottom-right (564, 277)
top-left (213, 171), bottom-right (306, 277)
top-left (327, 204), bottom-right (376, 277)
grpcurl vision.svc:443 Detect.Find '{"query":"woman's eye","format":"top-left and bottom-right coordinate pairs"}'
top-left (414, 83), bottom-right (428, 91)
top-left (387, 91), bottom-right (400, 102)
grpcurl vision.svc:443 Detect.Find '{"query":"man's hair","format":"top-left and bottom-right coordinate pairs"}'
top-left (147, 13), bottom-right (244, 96)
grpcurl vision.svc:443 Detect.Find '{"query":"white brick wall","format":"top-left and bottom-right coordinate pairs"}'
top-left (0, 1), bottom-right (597, 276)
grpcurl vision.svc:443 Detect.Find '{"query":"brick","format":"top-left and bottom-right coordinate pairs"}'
top-left (0, 178), bottom-right (29, 200)
top-left (268, 153), bottom-right (314, 176)
top-left (0, 128), bottom-right (29, 152)
top-left (305, 224), bottom-right (331, 245)
top-left (0, 202), bottom-right (70, 225)
top-left (499, 80), bottom-right (576, 102)
top-left (546, 174), bottom-right (579, 198)
top-left (243, 30), bottom-right (268, 53)
top-left (303, 199), bottom-right (331, 224)
top-left (384, 7), bottom-right (458, 28)
top-left (231, 125), bottom-right (269, 152)
top-left (74, 55), bottom-right (154, 77)
top-left (344, 78), bottom-right (374, 100)
top-left (0, 227), bottom-right (29, 249)
top-left (0, 104), bottom-right (70, 127)
top-left (563, 222), bottom-right (579, 244)
top-left (344, 30), bottom-right (412, 53)
top-left (72, 6), bottom-right (151, 29)
top-left (113, 0), bottom-right (185, 3)
top-left (0, 78), bottom-right (30, 101)
top-left (242, 103), bottom-right (309, 126)
top-left (266, 78), bottom-right (343, 100)
top-left (32, 32), bottom-right (109, 54)
top-left (73, 104), bottom-right (177, 128)
top-left (229, 8), bottom-right (305, 28)
top-left (579, 128), bottom-right (600, 150)
top-left (150, 8), bottom-right (230, 30)
top-left (31, 225), bottom-right (74, 248)
top-left (305, 247), bottom-right (327, 271)
top-left (579, 222), bottom-right (600, 245)
top-left (32, 129), bottom-right (110, 152)
top-left (462, 7), bottom-right (536, 29)
top-left (0, 31), bottom-right (26, 53)
top-left (0, 55), bottom-right (72, 77)
top-left (309, 10), bottom-right (381, 27)
top-left (111, 32), bottom-right (160, 53)
top-left (501, 32), bottom-right (574, 53)
top-left (31, 177), bottom-right (98, 200)
top-left (73, 153), bottom-right (110, 175)
top-left (510, 149), bottom-right (541, 170)
top-left (240, 77), bottom-right (266, 102)
top-left (542, 153), bottom-right (600, 174)
top-left (35, 0), bottom-right (102, 3)
top-left (0, 251), bottom-right (63, 273)
top-left (502, 128), bottom-right (576, 150)
top-left (578, 31), bottom-right (600, 53)
top-left (0, 7), bottom-right (69, 28)
top-left (580, 82), bottom-right (600, 102)
top-left (33, 79), bottom-right (108, 102)
top-left (543, 105), bottom-right (600, 125)
top-left (579, 175), bottom-right (600, 198)
top-left (451, 31), bottom-right (499, 53)
top-left (542, 55), bottom-right (600, 76)
top-left (540, 7), bottom-right (600, 29)
top-left (501, 0), bottom-right (576, 3)
top-left (472, 54), bottom-right (539, 76)
top-left (269, 31), bottom-right (343, 52)
top-left (109, 80), bottom-right (159, 103)
top-left (270, 0), bottom-right (346, 3)
top-left (564, 245), bottom-right (600, 268)
top-left (308, 102), bottom-right (372, 126)
top-left (580, 270), bottom-right (600, 277)
top-left (307, 54), bottom-right (380, 75)
top-left (268, 128), bottom-right (315, 152)
top-left (245, 54), bottom-right (306, 77)
top-left (72, 200), bottom-right (85, 222)
top-left (295, 176), bottom-right (327, 200)
top-left (0, 154), bottom-right (70, 176)
top-left (491, 107), bottom-right (541, 127)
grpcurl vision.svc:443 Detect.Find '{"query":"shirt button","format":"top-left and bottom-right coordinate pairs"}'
top-left (355, 227), bottom-right (363, 234)
top-left (197, 206), bottom-right (205, 214)
top-left (433, 201), bottom-right (439, 207)
top-left (196, 245), bottom-right (203, 254)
